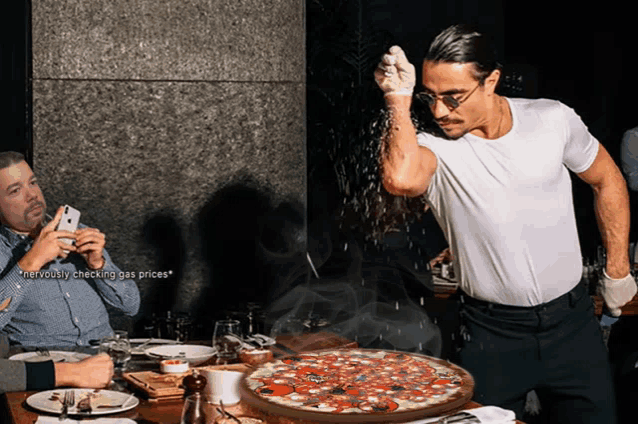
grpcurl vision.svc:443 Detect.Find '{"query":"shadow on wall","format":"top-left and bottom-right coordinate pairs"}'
top-left (194, 176), bottom-right (307, 335)
top-left (141, 213), bottom-right (187, 313)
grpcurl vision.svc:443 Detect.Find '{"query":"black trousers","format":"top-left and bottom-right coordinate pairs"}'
top-left (457, 282), bottom-right (617, 424)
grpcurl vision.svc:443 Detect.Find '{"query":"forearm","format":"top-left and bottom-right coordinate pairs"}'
top-left (594, 171), bottom-right (631, 278)
top-left (54, 362), bottom-right (78, 387)
top-left (92, 250), bottom-right (140, 315)
top-left (17, 249), bottom-right (45, 272)
top-left (381, 95), bottom-right (422, 195)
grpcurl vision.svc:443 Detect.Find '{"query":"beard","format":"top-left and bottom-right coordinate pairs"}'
top-left (23, 200), bottom-right (47, 231)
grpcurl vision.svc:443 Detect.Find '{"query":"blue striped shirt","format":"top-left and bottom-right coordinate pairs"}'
top-left (0, 224), bottom-right (140, 347)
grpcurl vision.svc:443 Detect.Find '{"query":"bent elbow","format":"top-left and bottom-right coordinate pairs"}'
top-left (382, 174), bottom-right (427, 197)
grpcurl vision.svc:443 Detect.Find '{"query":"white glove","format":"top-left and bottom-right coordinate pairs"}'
top-left (598, 270), bottom-right (637, 317)
top-left (374, 46), bottom-right (416, 97)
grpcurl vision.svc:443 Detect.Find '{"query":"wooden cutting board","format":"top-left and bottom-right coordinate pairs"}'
top-left (123, 363), bottom-right (251, 401)
top-left (272, 331), bottom-right (358, 356)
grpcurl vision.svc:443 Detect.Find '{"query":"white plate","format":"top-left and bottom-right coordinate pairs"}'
top-left (129, 338), bottom-right (180, 355)
top-left (26, 389), bottom-right (139, 416)
top-left (130, 338), bottom-right (179, 344)
top-left (145, 344), bottom-right (216, 366)
top-left (8, 351), bottom-right (91, 363)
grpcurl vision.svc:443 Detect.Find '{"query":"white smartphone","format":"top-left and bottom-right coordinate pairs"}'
top-left (56, 205), bottom-right (81, 248)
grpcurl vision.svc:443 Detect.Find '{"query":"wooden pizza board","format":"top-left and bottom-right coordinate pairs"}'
top-left (122, 363), bottom-right (252, 401)
top-left (272, 331), bottom-right (358, 356)
top-left (240, 348), bottom-right (475, 423)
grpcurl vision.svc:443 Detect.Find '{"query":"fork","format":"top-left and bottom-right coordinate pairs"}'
top-left (59, 390), bottom-right (74, 421)
top-left (36, 347), bottom-right (50, 357)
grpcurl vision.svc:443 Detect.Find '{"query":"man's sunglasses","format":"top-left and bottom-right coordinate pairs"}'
top-left (415, 82), bottom-right (481, 111)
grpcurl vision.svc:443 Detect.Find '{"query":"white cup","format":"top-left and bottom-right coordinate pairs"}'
top-left (201, 369), bottom-right (244, 405)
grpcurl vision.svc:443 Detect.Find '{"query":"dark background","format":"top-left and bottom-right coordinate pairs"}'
top-left (0, 0), bottom-right (31, 160)
top-left (1, 0), bottom-right (636, 308)
top-left (306, 0), bottom-right (637, 261)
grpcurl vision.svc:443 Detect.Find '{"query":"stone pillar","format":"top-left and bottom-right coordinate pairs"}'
top-left (31, 0), bottom-right (305, 332)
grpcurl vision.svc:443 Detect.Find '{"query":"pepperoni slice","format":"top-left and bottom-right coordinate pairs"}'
top-left (256, 383), bottom-right (294, 397)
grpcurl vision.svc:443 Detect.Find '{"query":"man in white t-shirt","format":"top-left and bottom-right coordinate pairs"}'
top-left (374, 24), bottom-right (635, 423)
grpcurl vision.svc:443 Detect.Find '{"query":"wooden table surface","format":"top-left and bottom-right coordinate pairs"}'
top-left (2, 335), bottom-right (526, 423)
top-left (2, 391), bottom-right (526, 424)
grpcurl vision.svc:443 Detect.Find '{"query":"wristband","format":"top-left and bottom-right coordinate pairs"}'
top-left (602, 269), bottom-right (631, 282)
top-left (26, 360), bottom-right (56, 391)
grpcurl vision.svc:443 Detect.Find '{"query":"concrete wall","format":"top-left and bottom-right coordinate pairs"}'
top-left (31, 0), bottom-right (305, 334)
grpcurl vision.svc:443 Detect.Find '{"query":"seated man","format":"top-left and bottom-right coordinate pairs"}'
top-left (0, 151), bottom-right (140, 347)
top-left (1, 334), bottom-right (114, 393)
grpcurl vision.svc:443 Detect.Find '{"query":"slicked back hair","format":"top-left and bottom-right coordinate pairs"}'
top-left (0, 151), bottom-right (26, 171)
top-left (425, 24), bottom-right (503, 84)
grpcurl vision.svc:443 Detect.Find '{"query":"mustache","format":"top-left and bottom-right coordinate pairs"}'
top-left (435, 119), bottom-right (462, 125)
top-left (26, 201), bottom-right (44, 213)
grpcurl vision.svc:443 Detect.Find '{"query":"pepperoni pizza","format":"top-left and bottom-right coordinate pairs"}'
top-left (241, 349), bottom-right (474, 423)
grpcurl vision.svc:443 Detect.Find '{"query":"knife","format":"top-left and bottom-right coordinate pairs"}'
top-left (76, 395), bottom-right (92, 414)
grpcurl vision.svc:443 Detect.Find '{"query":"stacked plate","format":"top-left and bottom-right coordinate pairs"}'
top-left (144, 344), bottom-right (217, 366)
top-left (130, 338), bottom-right (180, 355)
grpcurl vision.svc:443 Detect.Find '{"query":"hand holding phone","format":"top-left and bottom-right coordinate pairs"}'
top-left (18, 206), bottom-right (79, 272)
top-left (56, 205), bottom-right (81, 251)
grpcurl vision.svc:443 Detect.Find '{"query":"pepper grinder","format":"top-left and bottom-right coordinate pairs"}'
top-left (181, 370), bottom-right (208, 424)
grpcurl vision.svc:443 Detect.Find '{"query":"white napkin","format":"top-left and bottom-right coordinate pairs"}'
top-left (405, 406), bottom-right (516, 423)
top-left (35, 418), bottom-right (136, 424)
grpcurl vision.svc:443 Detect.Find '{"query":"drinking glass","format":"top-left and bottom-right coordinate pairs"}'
top-left (99, 330), bottom-right (132, 390)
top-left (212, 319), bottom-right (243, 364)
top-left (110, 330), bottom-right (132, 372)
top-left (270, 317), bottom-right (304, 339)
top-left (180, 393), bottom-right (207, 424)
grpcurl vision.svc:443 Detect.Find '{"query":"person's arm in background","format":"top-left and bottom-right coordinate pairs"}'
top-left (0, 354), bottom-right (113, 394)
top-left (74, 224), bottom-right (140, 316)
top-left (621, 127), bottom-right (638, 191)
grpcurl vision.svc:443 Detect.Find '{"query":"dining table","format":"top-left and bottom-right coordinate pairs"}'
top-left (1, 334), bottom-right (527, 424)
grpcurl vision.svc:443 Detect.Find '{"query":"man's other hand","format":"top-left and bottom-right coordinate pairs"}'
top-left (598, 270), bottom-right (638, 317)
top-left (54, 353), bottom-right (114, 388)
top-left (75, 227), bottom-right (106, 270)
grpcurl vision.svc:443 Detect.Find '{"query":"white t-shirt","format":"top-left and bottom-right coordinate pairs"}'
top-left (417, 98), bottom-right (599, 306)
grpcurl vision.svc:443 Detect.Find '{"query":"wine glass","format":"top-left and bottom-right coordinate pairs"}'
top-left (212, 319), bottom-right (243, 364)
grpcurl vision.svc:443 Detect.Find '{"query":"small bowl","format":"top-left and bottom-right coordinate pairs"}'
top-left (160, 359), bottom-right (189, 374)
top-left (238, 348), bottom-right (273, 366)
